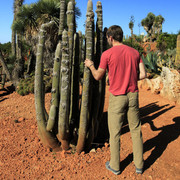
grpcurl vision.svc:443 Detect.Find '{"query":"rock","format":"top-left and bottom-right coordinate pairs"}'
top-left (139, 78), bottom-right (152, 90)
top-left (18, 117), bottom-right (25, 122)
top-left (160, 67), bottom-right (180, 103)
top-left (90, 148), bottom-right (96, 153)
top-left (138, 67), bottom-right (180, 105)
top-left (151, 76), bottom-right (162, 94)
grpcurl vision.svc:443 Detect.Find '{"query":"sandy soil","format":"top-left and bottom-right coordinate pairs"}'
top-left (0, 84), bottom-right (180, 180)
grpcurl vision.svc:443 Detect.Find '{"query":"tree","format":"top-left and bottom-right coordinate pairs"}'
top-left (129, 15), bottom-right (135, 37)
top-left (12, 0), bottom-right (81, 68)
top-left (153, 15), bottom-right (165, 35)
top-left (141, 12), bottom-right (155, 40)
top-left (141, 12), bottom-right (165, 41)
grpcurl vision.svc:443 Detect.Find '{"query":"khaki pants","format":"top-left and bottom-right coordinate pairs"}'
top-left (108, 92), bottom-right (144, 171)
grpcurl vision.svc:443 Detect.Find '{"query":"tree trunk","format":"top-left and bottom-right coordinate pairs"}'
top-left (11, 18), bottom-right (16, 57)
top-left (0, 50), bottom-right (12, 81)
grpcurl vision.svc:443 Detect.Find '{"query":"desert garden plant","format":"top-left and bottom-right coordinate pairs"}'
top-left (34, 0), bottom-right (106, 153)
top-left (141, 51), bottom-right (160, 75)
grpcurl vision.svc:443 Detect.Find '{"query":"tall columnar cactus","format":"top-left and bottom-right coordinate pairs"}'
top-left (67, 1), bottom-right (76, 127)
top-left (35, 21), bottom-right (60, 151)
top-left (69, 32), bottom-right (80, 139)
top-left (58, 29), bottom-right (71, 150)
top-left (46, 0), bottom-right (66, 132)
top-left (46, 42), bottom-right (61, 131)
top-left (67, 1), bottom-right (75, 64)
top-left (175, 34), bottom-right (180, 66)
top-left (76, 0), bottom-right (94, 153)
top-left (93, 1), bottom-right (105, 138)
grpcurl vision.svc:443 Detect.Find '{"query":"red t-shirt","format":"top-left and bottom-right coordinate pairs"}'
top-left (99, 44), bottom-right (142, 95)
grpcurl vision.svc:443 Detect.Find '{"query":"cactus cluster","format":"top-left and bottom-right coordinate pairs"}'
top-left (35, 0), bottom-right (106, 153)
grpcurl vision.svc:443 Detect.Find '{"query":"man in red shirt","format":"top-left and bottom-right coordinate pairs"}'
top-left (85, 25), bottom-right (146, 175)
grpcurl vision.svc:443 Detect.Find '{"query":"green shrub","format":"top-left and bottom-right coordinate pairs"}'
top-left (156, 33), bottom-right (177, 52)
top-left (17, 70), bottom-right (52, 96)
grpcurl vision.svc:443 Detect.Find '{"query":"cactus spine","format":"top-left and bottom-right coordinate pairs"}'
top-left (175, 34), bottom-right (180, 66)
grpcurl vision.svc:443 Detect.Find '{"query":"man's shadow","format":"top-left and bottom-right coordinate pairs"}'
top-left (121, 102), bottom-right (172, 135)
top-left (143, 116), bottom-right (180, 170)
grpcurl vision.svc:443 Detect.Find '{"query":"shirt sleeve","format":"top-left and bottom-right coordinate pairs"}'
top-left (99, 51), bottom-right (108, 70)
top-left (140, 57), bottom-right (143, 63)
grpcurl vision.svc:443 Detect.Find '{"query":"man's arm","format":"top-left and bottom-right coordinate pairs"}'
top-left (139, 62), bottom-right (147, 80)
top-left (84, 59), bottom-right (106, 81)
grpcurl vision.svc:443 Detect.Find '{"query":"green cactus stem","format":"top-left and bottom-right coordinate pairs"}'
top-left (69, 32), bottom-right (80, 140)
top-left (58, 29), bottom-right (70, 150)
top-left (67, 1), bottom-right (75, 65)
top-left (35, 21), bottom-right (60, 151)
top-left (67, 0), bottom-right (76, 130)
top-left (78, 31), bottom-right (83, 64)
top-left (58, 0), bottom-right (66, 37)
top-left (46, 42), bottom-right (62, 131)
top-left (76, 0), bottom-right (94, 153)
top-left (86, 1), bottom-right (104, 149)
top-left (96, 2), bottom-right (106, 136)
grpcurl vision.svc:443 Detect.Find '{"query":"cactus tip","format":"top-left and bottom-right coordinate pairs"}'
top-left (67, 1), bottom-right (74, 10)
top-left (87, 0), bottom-right (93, 11)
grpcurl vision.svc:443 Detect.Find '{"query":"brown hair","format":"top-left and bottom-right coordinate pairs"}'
top-left (106, 25), bottom-right (123, 42)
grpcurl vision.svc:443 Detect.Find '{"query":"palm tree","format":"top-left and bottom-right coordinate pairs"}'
top-left (12, 0), bottom-right (81, 68)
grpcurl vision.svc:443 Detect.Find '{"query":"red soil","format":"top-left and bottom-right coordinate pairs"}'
top-left (0, 84), bottom-right (180, 179)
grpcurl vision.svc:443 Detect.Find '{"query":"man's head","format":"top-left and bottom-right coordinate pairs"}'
top-left (106, 25), bottom-right (123, 44)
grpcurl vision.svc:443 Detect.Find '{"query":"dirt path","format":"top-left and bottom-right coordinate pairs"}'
top-left (0, 85), bottom-right (180, 180)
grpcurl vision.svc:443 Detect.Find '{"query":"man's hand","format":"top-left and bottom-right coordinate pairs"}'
top-left (84, 59), bottom-right (94, 68)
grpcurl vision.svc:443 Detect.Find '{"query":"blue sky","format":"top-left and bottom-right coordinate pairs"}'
top-left (0, 0), bottom-right (180, 44)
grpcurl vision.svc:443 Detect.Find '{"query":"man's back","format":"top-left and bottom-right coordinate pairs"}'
top-left (100, 44), bottom-right (142, 95)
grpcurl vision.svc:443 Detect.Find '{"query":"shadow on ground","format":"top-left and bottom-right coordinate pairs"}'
top-left (0, 85), bottom-right (15, 102)
top-left (95, 102), bottom-right (179, 173)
